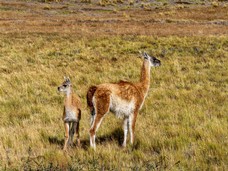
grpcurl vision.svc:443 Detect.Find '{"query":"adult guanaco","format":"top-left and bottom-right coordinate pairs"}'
top-left (87, 52), bottom-right (161, 149)
top-left (58, 77), bottom-right (81, 151)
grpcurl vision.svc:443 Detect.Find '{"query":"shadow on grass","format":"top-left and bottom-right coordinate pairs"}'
top-left (48, 128), bottom-right (124, 150)
top-left (48, 136), bottom-right (64, 146)
top-left (96, 128), bottom-right (123, 145)
top-left (79, 128), bottom-right (124, 150)
top-left (48, 128), bottom-right (140, 150)
top-left (89, 128), bottom-right (141, 150)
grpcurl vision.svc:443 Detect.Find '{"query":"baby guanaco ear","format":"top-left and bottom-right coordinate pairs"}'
top-left (63, 76), bottom-right (71, 85)
top-left (64, 76), bottom-right (70, 81)
top-left (66, 76), bottom-right (70, 82)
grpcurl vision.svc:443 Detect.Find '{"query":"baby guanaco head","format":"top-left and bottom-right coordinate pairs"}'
top-left (143, 52), bottom-right (161, 67)
top-left (58, 76), bottom-right (72, 93)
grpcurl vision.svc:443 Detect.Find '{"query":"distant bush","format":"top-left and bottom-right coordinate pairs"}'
top-left (38, 0), bottom-right (62, 2)
top-left (99, 0), bottom-right (125, 6)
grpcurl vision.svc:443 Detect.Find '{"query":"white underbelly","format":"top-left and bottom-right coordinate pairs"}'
top-left (64, 110), bottom-right (77, 122)
top-left (110, 96), bottom-right (135, 119)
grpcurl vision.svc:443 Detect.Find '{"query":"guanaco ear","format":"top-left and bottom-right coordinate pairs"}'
top-left (142, 52), bottom-right (150, 60)
top-left (139, 51), bottom-right (151, 61)
top-left (66, 77), bottom-right (71, 82)
top-left (139, 51), bottom-right (146, 58)
top-left (64, 76), bottom-right (70, 80)
top-left (64, 76), bottom-right (71, 83)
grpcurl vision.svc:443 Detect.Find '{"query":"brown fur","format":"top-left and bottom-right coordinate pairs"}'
top-left (58, 82), bottom-right (82, 151)
top-left (63, 92), bottom-right (81, 121)
top-left (87, 59), bottom-right (153, 148)
top-left (87, 86), bottom-right (97, 112)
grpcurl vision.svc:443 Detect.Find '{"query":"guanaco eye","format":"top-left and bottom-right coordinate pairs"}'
top-left (63, 85), bottom-right (67, 87)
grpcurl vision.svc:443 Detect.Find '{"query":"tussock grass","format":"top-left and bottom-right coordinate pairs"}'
top-left (0, 34), bottom-right (227, 170)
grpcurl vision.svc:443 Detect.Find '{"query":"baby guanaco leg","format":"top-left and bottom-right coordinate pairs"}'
top-left (75, 121), bottom-right (80, 147)
top-left (63, 122), bottom-right (70, 151)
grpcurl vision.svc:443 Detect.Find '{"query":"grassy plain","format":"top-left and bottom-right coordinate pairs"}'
top-left (0, 0), bottom-right (228, 170)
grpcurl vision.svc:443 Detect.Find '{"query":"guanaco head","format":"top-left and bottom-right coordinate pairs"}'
top-left (58, 76), bottom-right (72, 93)
top-left (142, 52), bottom-right (161, 67)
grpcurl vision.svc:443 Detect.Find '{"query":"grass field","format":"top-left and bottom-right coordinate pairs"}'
top-left (0, 0), bottom-right (228, 170)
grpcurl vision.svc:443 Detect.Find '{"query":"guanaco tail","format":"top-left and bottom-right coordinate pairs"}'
top-left (58, 77), bottom-right (82, 151)
top-left (87, 52), bottom-right (161, 149)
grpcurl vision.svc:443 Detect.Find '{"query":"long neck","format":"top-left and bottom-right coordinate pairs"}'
top-left (65, 87), bottom-right (73, 106)
top-left (139, 59), bottom-right (151, 95)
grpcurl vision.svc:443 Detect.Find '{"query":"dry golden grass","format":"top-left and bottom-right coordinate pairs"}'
top-left (0, 34), bottom-right (227, 170)
top-left (0, 0), bottom-right (228, 170)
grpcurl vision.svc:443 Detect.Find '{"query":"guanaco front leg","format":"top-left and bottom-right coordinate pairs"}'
top-left (129, 111), bottom-right (138, 145)
top-left (122, 117), bottom-right (129, 147)
top-left (63, 122), bottom-right (70, 151)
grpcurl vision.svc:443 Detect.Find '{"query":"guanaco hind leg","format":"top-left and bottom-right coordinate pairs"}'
top-left (89, 115), bottom-right (104, 149)
top-left (89, 93), bottom-right (110, 149)
top-left (68, 122), bottom-right (74, 146)
top-left (75, 121), bottom-right (80, 147)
